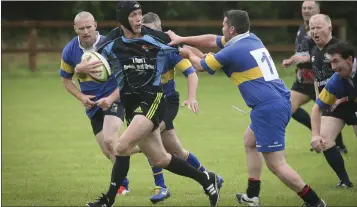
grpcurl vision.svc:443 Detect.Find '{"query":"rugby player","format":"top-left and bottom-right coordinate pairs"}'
top-left (59, 11), bottom-right (130, 195)
top-left (307, 15), bottom-right (355, 187)
top-left (87, 2), bottom-right (220, 207)
top-left (167, 9), bottom-right (326, 207)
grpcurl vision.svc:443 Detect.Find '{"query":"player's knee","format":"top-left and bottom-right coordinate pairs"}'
top-left (150, 154), bottom-right (171, 168)
top-left (115, 140), bottom-right (132, 156)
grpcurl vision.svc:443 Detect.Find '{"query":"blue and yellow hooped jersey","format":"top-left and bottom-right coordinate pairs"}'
top-left (200, 33), bottom-right (290, 108)
top-left (59, 35), bottom-right (119, 118)
top-left (161, 53), bottom-right (195, 97)
top-left (316, 72), bottom-right (357, 110)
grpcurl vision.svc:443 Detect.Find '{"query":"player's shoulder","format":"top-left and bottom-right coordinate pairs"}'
top-left (142, 26), bottom-right (171, 44)
top-left (62, 36), bottom-right (79, 58)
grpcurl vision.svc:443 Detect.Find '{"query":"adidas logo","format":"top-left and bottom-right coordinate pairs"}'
top-left (206, 184), bottom-right (217, 195)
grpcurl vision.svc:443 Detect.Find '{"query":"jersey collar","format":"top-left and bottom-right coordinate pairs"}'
top-left (78, 32), bottom-right (101, 52)
top-left (225, 31), bottom-right (250, 47)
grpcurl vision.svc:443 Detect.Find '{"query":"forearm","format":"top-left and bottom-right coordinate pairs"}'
top-left (187, 46), bottom-right (205, 58)
top-left (108, 87), bottom-right (120, 102)
top-left (188, 52), bottom-right (205, 72)
top-left (311, 104), bottom-right (322, 136)
top-left (186, 73), bottom-right (198, 99)
top-left (181, 35), bottom-right (218, 48)
top-left (62, 78), bottom-right (83, 100)
top-left (314, 81), bottom-right (320, 100)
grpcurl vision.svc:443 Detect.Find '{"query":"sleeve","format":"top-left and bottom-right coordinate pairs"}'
top-left (295, 38), bottom-right (311, 56)
top-left (316, 73), bottom-right (340, 109)
top-left (200, 47), bottom-right (231, 75)
top-left (216, 35), bottom-right (227, 49)
top-left (101, 41), bottom-right (124, 89)
top-left (168, 53), bottom-right (195, 77)
top-left (59, 45), bottom-right (75, 79)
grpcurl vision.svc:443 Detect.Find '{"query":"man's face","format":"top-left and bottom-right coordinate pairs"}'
top-left (74, 17), bottom-right (97, 47)
top-left (128, 9), bottom-right (143, 34)
top-left (222, 17), bottom-right (233, 42)
top-left (329, 53), bottom-right (353, 78)
top-left (309, 17), bottom-right (332, 47)
top-left (301, 1), bottom-right (319, 21)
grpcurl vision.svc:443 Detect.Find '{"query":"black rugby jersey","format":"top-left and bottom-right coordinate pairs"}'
top-left (295, 24), bottom-right (315, 84)
top-left (310, 37), bottom-right (343, 92)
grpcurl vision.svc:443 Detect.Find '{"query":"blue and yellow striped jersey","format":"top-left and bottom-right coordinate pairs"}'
top-left (59, 35), bottom-right (119, 118)
top-left (200, 33), bottom-right (290, 108)
top-left (161, 53), bottom-right (195, 97)
top-left (316, 72), bottom-right (357, 110)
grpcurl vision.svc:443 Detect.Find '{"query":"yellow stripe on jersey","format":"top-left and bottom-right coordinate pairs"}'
top-left (147, 92), bottom-right (163, 119)
top-left (76, 73), bottom-right (95, 82)
top-left (319, 89), bottom-right (337, 106)
top-left (161, 69), bottom-right (175, 84)
top-left (205, 53), bottom-right (223, 71)
top-left (175, 59), bottom-right (192, 72)
top-left (230, 67), bottom-right (264, 86)
top-left (60, 59), bottom-right (74, 73)
top-left (221, 36), bottom-right (227, 46)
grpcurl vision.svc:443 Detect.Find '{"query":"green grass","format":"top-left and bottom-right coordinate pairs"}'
top-left (1, 54), bottom-right (357, 206)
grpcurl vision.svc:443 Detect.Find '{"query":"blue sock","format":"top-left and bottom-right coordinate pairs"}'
top-left (185, 152), bottom-right (206, 172)
top-left (148, 158), bottom-right (167, 188)
top-left (121, 177), bottom-right (129, 187)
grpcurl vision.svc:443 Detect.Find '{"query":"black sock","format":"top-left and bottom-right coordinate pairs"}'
top-left (106, 156), bottom-right (130, 200)
top-left (323, 146), bottom-right (351, 184)
top-left (165, 154), bottom-right (209, 187)
top-left (298, 185), bottom-right (320, 205)
top-left (246, 178), bottom-right (261, 198)
top-left (335, 133), bottom-right (345, 148)
top-left (292, 108), bottom-right (311, 130)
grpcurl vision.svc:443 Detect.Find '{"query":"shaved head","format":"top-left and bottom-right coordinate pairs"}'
top-left (73, 11), bottom-right (98, 49)
top-left (74, 11), bottom-right (95, 25)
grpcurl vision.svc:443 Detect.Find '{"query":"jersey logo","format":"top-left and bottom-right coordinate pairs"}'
top-left (134, 106), bottom-right (143, 113)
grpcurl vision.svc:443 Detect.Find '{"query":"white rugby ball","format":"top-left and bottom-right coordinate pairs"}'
top-left (81, 51), bottom-right (112, 82)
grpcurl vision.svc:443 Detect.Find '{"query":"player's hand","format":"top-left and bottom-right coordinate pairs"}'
top-left (75, 58), bottom-right (103, 75)
top-left (311, 135), bottom-right (325, 153)
top-left (165, 30), bottom-right (183, 46)
top-left (181, 98), bottom-right (199, 114)
top-left (179, 46), bottom-right (192, 59)
top-left (290, 55), bottom-right (310, 64)
top-left (330, 97), bottom-right (348, 112)
top-left (79, 94), bottom-right (96, 109)
top-left (95, 97), bottom-right (114, 111)
top-left (282, 59), bottom-right (293, 68)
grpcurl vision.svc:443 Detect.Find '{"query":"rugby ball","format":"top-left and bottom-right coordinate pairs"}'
top-left (81, 51), bottom-right (112, 82)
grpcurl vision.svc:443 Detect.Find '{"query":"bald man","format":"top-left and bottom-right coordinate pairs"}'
top-left (59, 11), bottom-right (131, 195)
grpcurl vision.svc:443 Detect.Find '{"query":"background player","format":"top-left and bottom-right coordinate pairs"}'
top-left (167, 9), bottom-right (326, 207)
top-left (310, 41), bottom-right (356, 188)
top-left (282, 1), bottom-right (347, 153)
top-left (59, 11), bottom-right (130, 195)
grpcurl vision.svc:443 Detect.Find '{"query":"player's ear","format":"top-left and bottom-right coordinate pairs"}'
top-left (94, 21), bottom-right (98, 30)
top-left (328, 26), bottom-right (332, 33)
top-left (347, 55), bottom-right (353, 64)
top-left (74, 25), bottom-right (78, 33)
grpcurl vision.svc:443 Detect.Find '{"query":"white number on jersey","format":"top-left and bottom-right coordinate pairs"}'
top-left (250, 48), bottom-right (279, 81)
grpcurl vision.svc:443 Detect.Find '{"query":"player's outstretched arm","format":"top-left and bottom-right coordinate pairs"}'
top-left (183, 72), bottom-right (199, 113)
top-left (179, 46), bottom-right (206, 72)
top-left (166, 30), bottom-right (219, 49)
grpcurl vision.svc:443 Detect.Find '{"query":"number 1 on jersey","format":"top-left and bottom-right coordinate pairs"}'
top-left (250, 48), bottom-right (279, 81)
